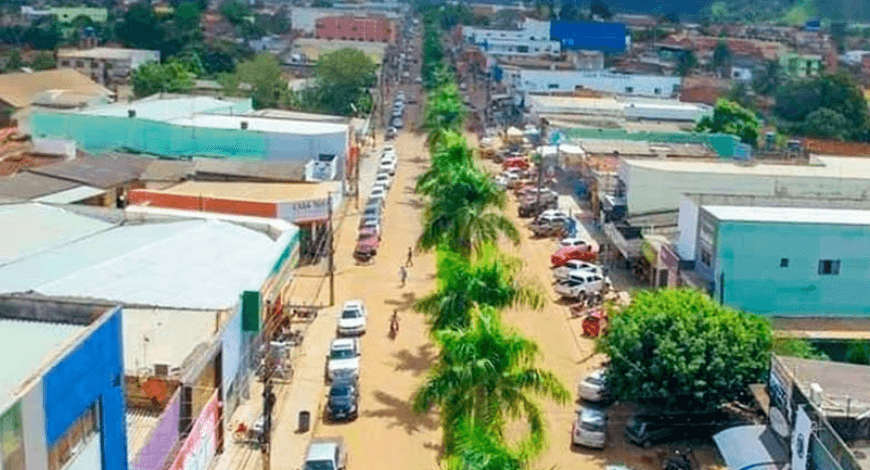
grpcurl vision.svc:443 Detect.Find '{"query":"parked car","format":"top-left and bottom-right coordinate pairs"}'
top-left (502, 157), bottom-right (530, 170)
top-left (554, 274), bottom-right (608, 300)
top-left (337, 300), bottom-right (367, 336)
top-left (380, 158), bottom-right (397, 176)
top-left (385, 127), bottom-right (397, 140)
top-left (560, 237), bottom-right (589, 249)
top-left (370, 186), bottom-right (386, 201)
top-left (383, 144), bottom-right (395, 154)
top-left (572, 405), bottom-right (608, 449)
top-left (359, 213), bottom-right (381, 229)
top-left (551, 245), bottom-right (597, 267)
top-left (578, 368), bottom-right (609, 402)
top-left (359, 218), bottom-right (381, 238)
top-left (358, 226), bottom-right (380, 242)
top-left (368, 193), bottom-right (386, 209)
top-left (327, 378), bottom-right (360, 421)
top-left (326, 338), bottom-right (361, 382)
top-left (625, 410), bottom-right (738, 448)
top-left (304, 438), bottom-right (346, 470)
top-left (392, 116), bottom-right (404, 129)
top-left (375, 172), bottom-right (392, 189)
top-left (552, 260), bottom-right (603, 281)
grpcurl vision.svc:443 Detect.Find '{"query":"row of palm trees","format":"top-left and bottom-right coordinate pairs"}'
top-left (410, 21), bottom-right (570, 469)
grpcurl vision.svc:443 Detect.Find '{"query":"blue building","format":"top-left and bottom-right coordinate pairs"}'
top-left (0, 295), bottom-right (126, 470)
top-left (680, 205), bottom-right (870, 316)
top-left (549, 20), bottom-right (629, 54)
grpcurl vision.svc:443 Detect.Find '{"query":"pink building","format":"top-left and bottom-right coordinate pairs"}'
top-left (315, 15), bottom-right (396, 43)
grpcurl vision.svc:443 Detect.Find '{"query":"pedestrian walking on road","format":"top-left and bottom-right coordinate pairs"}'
top-left (399, 265), bottom-right (408, 287)
top-left (406, 247), bottom-right (413, 267)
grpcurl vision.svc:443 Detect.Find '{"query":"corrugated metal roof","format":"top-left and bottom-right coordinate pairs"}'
top-left (0, 203), bottom-right (114, 264)
top-left (27, 154), bottom-right (153, 188)
top-left (0, 318), bottom-right (85, 402)
top-left (33, 185), bottom-right (105, 204)
top-left (0, 219), bottom-right (295, 309)
top-left (704, 205), bottom-right (870, 225)
top-left (0, 172), bottom-right (80, 199)
top-left (0, 69), bottom-right (113, 108)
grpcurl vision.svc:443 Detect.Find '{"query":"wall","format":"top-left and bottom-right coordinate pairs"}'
top-left (131, 391), bottom-right (181, 470)
top-left (677, 195), bottom-right (700, 260)
top-left (128, 191), bottom-right (279, 218)
top-left (42, 306), bottom-right (126, 470)
top-left (715, 221), bottom-right (870, 316)
top-left (519, 70), bottom-right (681, 97)
top-left (20, 383), bottom-right (48, 470)
top-left (483, 38), bottom-right (561, 56)
top-left (549, 20), bottom-right (628, 53)
top-left (167, 391), bottom-right (219, 470)
top-left (220, 308), bottom-right (243, 421)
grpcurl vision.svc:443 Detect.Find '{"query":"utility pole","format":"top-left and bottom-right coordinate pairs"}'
top-left (328, 192), bottom-right (335, 306)
top-left (260, 348), bottom-right (275, 470)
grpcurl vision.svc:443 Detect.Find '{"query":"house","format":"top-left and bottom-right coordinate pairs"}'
top-left (549, 20), bottom-right (629, 54)
top-left (780, 52), bottom-right (823, 77)
top-left (0, 295), bottom-right (126, 470)
top-left (0, 202), bottom-right (300, 470)
top-left (57, 48), bottom-right (160, 86)
top-left (463, 18), bottom-right (552, 45)
top-left (614, 155), bottom-right (870, 216)
top-left (676, 203), bottom-right (870, 316)
top-left (27, 95), bottom-right (351, 179)
top-left (315, 15), bottom-right (396, 43)
top-left (716, 355), bottom-right (870, 470)
top-left (0, 69), bottom-right (113, 127)
top-left (21, 6), bottom-right (109, 23)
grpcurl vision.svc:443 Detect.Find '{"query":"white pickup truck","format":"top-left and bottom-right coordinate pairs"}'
top-left (554, 273), bottom-right (611, 300)
top-left (552, 260), bottom-right (603, 281)
top-left (304, 438), bottom-right (347, 470)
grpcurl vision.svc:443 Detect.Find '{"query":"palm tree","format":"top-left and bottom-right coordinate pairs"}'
top-left (425, 82), bottom-right (467, 151)
top-left (416, 131), bottom-right (473, 196)
top-left (444, 418), bottom-right (528, 470)
top-left (415, 245), bottom-right (544, 332)
top-left (417, 165), bottom-right (520, 257)
top-left (413, 308), bottom-right (570, 454)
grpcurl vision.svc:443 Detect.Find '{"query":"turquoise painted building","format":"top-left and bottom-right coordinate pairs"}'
top-left (689, 205), bottom-right (870, 316)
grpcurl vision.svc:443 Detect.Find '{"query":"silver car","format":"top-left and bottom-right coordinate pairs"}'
top-left (572, 405), bottom-right (608, 449)
top-left (577, 368), bottom-right (608, 402)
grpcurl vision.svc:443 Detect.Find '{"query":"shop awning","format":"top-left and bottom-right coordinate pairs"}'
top-left (713, 425), bottom-right (789, 470)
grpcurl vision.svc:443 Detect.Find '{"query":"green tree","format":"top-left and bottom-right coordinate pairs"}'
top-left (711, 40), bottom-right (731, 76)
top-left (696, 98), bottom-right (761, 146)
top-left (597, 290), bottom-right (772, 411)
top-left (413, 308), bottom-right (570, 453)
top-left (233, 53), bottom-right (287, 109)
top-left (131, 60), bottom-right (196, 98)
top-left (772, 336), bottom-right (828, 360)
top-left (424, 83), bottom-right (467, 150)
top-left (29, 52), bottom-right (56, 71)
top-left (417, 163), bottom-right (520, 257)
top-left (445, 419), bottom-right (528, 470)
top-left (416, 131), bottom-right (474, 193)
top-left (415, 246), bottom-right (544, 332)
top-left (675, 50), bottom-right (697, 77)
top-left (313, 48), bottom-right (377, 115)
top-left (803, 108), bottom-right (849, 140)
top-left (751, 61), bottom-right (785, 96)
top-left (590, 0), bottom-right (612, 19)
top-left (4, 50), bottom-right (23, 72)
top-left (117, 2), bottom-right (163, 51)
top-left (774, 72), bottom-right (870, 141)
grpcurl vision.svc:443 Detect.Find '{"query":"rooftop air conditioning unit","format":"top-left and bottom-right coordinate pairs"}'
top-left (241, 121), bottom-right (249, 130)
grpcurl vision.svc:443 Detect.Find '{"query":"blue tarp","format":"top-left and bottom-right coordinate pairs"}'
top-left (550, 20), bottom-right (628, 53)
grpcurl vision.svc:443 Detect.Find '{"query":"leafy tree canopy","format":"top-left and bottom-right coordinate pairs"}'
top-left (313, 48), bottom-right (377, 115)
top-left (131, 60), bottom-right (196, 98)
top-left (597, 289), bottom-right (772, 411)
top-left (696, 98), bottom-right (761, 146)
top-left (774, 73), bottom-right (870, 141)
top-left (232, 53), bottom-right (287, 109)
top-left (803, 107), bottom-right (849, 140)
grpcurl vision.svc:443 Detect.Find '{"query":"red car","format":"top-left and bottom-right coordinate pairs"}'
top-left (502, 157), bottom-right (530, 171)
top-left (551, 245), bottom-right (597, 267)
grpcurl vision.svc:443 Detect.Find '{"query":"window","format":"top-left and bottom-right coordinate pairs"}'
top-left (818, 259), bottom-right (841, 275)
top-left (700, 249), bottom-right (712, 267)
top-left (61, 60), bottom-right (71, 67)
top-left (48, 402), bottom-right (100, 470)
top-left (654, 88), bottom-right (661, 94)
top-left (625, 86), bottom-right (634, 93)
top-left (75, 60), bottom-right (84, 68)
top-left (547, 83), bottom-right (559, 89)
top-left (780, 258), bottom-right (789, 268)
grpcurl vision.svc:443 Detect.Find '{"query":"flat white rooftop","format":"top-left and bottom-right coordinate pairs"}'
top-left (625, 155), bottom-right (870, 179)
top-left (169, 114), bottom-right (348, 135)
top-left (704, 205), bottom-right (870, 226)
top-left (0, 319), bottom-right (84, 403)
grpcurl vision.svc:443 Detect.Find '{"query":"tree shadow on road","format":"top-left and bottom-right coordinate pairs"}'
top-left (398, 198), bottom-right (426, 210)
top-left (384, 292), bottom-right (418, 312)
top-left (362, 390), bottom-right (439, 434)
top-left (393, 343), bottom-right (437, 376)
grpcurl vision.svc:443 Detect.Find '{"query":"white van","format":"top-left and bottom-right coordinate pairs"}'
top-left (572, 405), bottom-right (608, 449)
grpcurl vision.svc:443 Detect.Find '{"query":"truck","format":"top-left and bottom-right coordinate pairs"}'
top-left (304, 438), bottom-right (347, 470)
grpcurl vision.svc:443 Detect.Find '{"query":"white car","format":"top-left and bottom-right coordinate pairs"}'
top-left (577, 369), bottom-right (608, 402)
top-left (368, 193), bottom-right (386, 209)
top-left (375, 172), bottom-right (392, 189)
top-left (326, 338), bottom-right (361, 382)
top-left (337, 300), bottom-right (367, 336)
top-left (560, 237), bottom-right (589, 249)
top-left (370, 186), bottom-right (386, 200)
top-left (554, 274), bottom-right (608, 300)
top-left (494, 175), bottom-right (508, 190)
top-left (383, 144), bottom-right (395, 154)
top-left (380, 159), bottom-right (397, 176)
top-left (359, 218), bottom-right (381, 238)
top-left (572, 405), bottom-right (608, 449)
top-left (552, 260), bottom-right (603, 281)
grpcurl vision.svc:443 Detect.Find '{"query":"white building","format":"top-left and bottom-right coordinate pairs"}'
top-left (482, 37), bottom-right (561, 56)
top-left (463, 18), bottom-right (552, 44)
top-left (57, 48), bottom-right (160, 86)
top-left (512, 69), bottom-right (682, 98)
top-left (617, 155), bottom-right (870, 215)
top-left (528, 95), bottom-right (711, 122)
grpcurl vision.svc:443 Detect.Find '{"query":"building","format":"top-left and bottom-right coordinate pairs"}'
top-left (511, 69), bottom-right (682, 98)
top-left (315, 15), bottom-right (396, 43)
top-left (0, 202), bottom-right (300, 470)
top-left (480, 37), bottom-right (561, 56)
top-left (676, 203), bottom-right (870, 316)
top-left (290, 7), bottom-right (399, 35)
top-left (780, 52), bottom-right (823, 77)
top-left (21, 6), bottom-right (108, 23)
top-left (0, 295), bottom-right (126, 470)
top-left (549, 20), bottom-right (629, 54)
top-left (27, 95), bottom-right (350, 179)
top-left (615, 155), bottom-right (870, 215)
top-left (462, 18), bottom-right (551, 45)
top-left (0, 69), bottom-right (113, 127)
top-left (57, 48), bottom-right (160, 86)
top-left (716, 355), bottom-right (870, 470)
top-left (528, 95), bottom-right (711, 123)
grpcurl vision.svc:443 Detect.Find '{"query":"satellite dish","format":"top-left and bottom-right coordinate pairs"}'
top-left (770, 407), bottom-right (790, 438)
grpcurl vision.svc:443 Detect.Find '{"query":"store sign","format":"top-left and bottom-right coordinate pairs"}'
top-left (277, 198), bottom-right (330, 223)
top-left (792, 406), bottom-right (811, 470)
top-left (169, 391), bottom-right (219, 470)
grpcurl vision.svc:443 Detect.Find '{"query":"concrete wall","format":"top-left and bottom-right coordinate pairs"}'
top-left (677, 195), bottom-right (700, 260)
top-left (131, 391), bottom-right (181, 470)
top-left (42, 306), bottom-right (127, 470)
top-left (715, 220), bottom-right (870, 316)
top-left (20, 385), bottom-right (48, 470)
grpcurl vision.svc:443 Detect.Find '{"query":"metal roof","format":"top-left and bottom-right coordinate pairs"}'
top-left (33, 185), bottom-right (105, 204)
top-left (624, 155), bottom-right (870, 179)
top-left (0, 173), bottom-right (80, 199)
top-left (78, 96), bottom-right (247, 121)
top-left (0, 69), bottom-right (112, 108)
top-left (0, 318), bottom-right (85, 403)
top-left (27, 154), bottom-right (153, 189)
top-left (0, 203), bottom-right (114, 264)
top-left (0, 219), bottom-right (296, 309)
top-left (169, 114), bottom-right (348, 135)
top-left (703, 205), bottom-right (870, 226)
